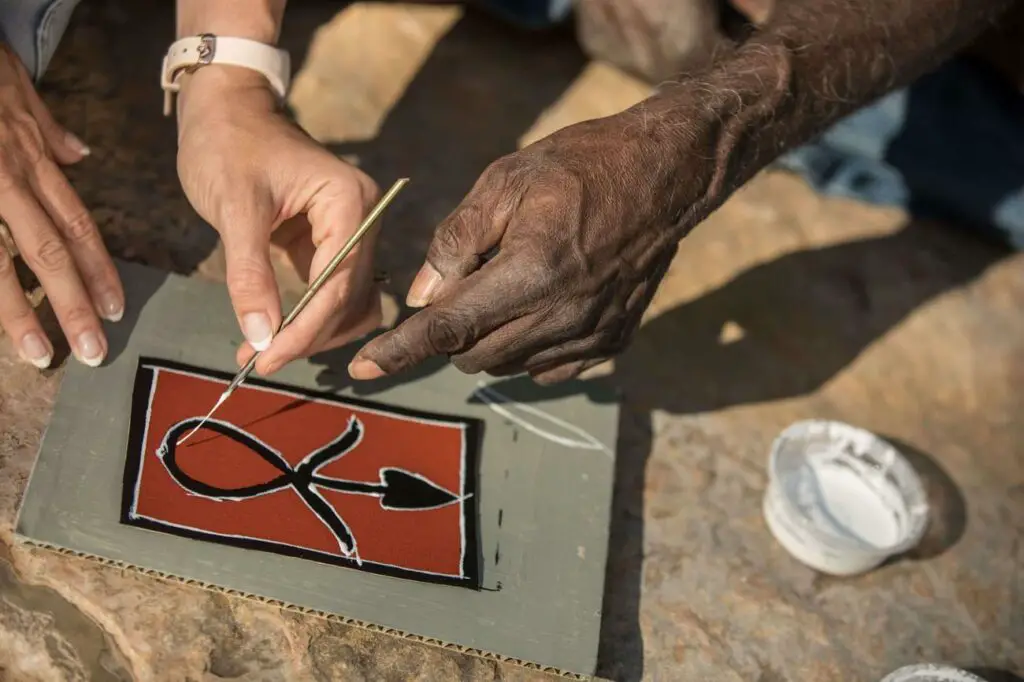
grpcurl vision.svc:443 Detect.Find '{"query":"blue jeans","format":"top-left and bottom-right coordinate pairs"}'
top-left (777, 58), bottom-right (1024, 250)
top-left (0, 0), bottom-right (80, 81)
top-left (476, 0), bottom-right (573, 28)
top-left (6, 1), bottom-right (1023, 249)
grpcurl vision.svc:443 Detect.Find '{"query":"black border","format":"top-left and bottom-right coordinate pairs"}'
top-left (121, 356), bottom-right (483, 589)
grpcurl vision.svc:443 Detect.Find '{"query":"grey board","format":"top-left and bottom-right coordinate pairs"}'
top-left (15, 260), bottom-right (619, 676)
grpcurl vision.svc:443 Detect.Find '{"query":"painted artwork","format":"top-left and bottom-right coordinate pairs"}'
top-left (121, 358), bottom-right (481, 588)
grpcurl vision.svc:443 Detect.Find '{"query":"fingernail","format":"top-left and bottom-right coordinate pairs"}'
top-left (98, 292), bottom-right (123, 322)
top-left (66, 131), bottom-right (91, 157)
top-left (406, 264), bottom-right (442, 308)
top-left (348, 358), bottom-right (386, 380)
top-left (75, 330), bottom-right (104, 367)
top-left (20, 332), bottom-right (52, 369)
top-left (242, 312), bottom-right (273, 351)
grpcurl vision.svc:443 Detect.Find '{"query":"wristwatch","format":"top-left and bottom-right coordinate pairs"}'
top-left (160, 34), bottom-right (291, 116)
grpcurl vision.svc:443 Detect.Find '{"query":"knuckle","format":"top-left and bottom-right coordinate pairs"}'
top-left (63, 210), bottom-right (97, 243)
top-left (544, 301), bottom-right (593, 340)
top-left (227, 257), bottom-right (270, 299)
top-left (451, 351), bottom-right (485, 375)
top-left (484, 154), bottom-right (518, 176)
top-left (10, 116), bottom-right (46, 166)
top-left (595, 327), bottom-right (624, 354)
top-left (517, 246), bottom-right (560, 287)
top-left (478, 154), bottom-right (521, 191)
top-left (61, 304), bottom-right (96, 328)
top-left (0, 247), bottom-right (13, 275)
top-left (357, 174), bottom-right (382, 210)
top-left (0, 146), bottom-right (28, 192)
top-left (430, 216), bottom-right (466, 260)
top-left (425, 311), bottom-right (473, 354)
top-left (7, 304), bottom-right (34, 326)
top-left (568, 311), bottom-right (594, 337)
top-left (0, 161), bottom-right (20, 192)
top-left (28, 237), bottom-right (71, 273)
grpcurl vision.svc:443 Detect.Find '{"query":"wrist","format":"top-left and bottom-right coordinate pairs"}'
top-left (624, 41), bottom-right (795, 225)
top-left (176, 1), bottom-right (285, 44)
top-left (177, 65), bottom-right (278, 133)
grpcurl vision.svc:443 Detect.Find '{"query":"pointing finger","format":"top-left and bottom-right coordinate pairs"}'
top-left (350, 251), bottom-right (534, 379)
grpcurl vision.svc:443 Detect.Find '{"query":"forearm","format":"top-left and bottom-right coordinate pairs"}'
top-left (177, 0), bottom-right (286, 43)
top-left (634, 0), bottom-right (1019, 224)
top-left (174, 0), bottom-right (288, 133)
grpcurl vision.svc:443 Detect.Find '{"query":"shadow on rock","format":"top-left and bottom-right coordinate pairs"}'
top-left (477, 218), bottom-right (1008, 681)
top-left (323, 10), bottom-right (587, 301)
top-left (882, 436), bottom-right (968, 562)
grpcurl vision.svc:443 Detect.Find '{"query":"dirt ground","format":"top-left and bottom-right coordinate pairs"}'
top-left (0, 2), bottom-right (1021, 681)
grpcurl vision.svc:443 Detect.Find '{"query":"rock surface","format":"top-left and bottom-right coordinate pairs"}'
top-left (0, 1), bottom-right (1022, 681)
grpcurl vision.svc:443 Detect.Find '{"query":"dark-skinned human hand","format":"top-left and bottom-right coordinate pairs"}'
top-left (348, 113), bottom-right (689, 385)
top-left (349, 0), bottom-right (1019, 385)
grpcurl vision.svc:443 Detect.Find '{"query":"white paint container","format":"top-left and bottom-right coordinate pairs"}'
top-left (880, 664), bottom-right (987, 682)
top-left (763, 420), bottom-right (929, 576)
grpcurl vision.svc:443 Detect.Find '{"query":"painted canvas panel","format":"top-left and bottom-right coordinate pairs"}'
top-left (121, 358), bottom-right (482, 588)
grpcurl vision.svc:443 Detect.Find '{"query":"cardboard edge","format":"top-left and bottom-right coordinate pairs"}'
top-left (12, 368), bottom-right (73, 538)
top-left (13, 535), bottom-right (593, 680)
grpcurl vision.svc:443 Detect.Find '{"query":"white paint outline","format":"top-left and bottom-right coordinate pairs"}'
top-left (459, 426), bottom-right (467, 574)
top-left (296, 415), bottom-right (364, 469)
top-left (124, 512), bottom-right (469, 579)
top-left (472, 381), bottom-right (609, 455)
top-left (154, 414), bottom-right (361, 560)
top-left (130, 366), bottom-right (162, 518)
top-left (128, 363), bottom-right (475, 579)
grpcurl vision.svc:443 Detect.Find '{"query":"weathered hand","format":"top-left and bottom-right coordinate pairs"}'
top-left (349, 114), bottom-right (686, 384)
top-left (354, 0), bottom-right (1016, 387)
top-left (0, 43), bottom-right (122, 369)
top-left (176, 67), bottom-right (381, 375)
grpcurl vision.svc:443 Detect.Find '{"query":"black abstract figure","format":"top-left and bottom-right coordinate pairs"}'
top-left (156, 416), bottom-right (461, 560)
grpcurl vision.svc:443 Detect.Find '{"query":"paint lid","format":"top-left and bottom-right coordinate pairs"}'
top-left (763, 420), bottom-right (930, 576)
top-left (880, 664), bottom-right (987, 682)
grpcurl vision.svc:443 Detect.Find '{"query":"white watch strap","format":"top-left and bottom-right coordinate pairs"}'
top-left (161, 35), bottom-right (291, 116)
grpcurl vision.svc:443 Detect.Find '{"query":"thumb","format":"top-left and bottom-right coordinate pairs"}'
top-left (406, 158), bottom-right (521, 308)
top-left (221, 213), bottom-right (282, 355)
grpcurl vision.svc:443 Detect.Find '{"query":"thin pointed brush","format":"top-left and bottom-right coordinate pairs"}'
top-left (176, 177), bottom-right (409, 446)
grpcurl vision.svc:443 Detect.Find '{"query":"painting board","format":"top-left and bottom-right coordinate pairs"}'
top-left (14, 260), bottom-right (619, 677)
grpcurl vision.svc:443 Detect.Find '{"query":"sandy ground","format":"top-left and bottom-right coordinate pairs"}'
top-left (0, 2), bottom-right (1021, 680)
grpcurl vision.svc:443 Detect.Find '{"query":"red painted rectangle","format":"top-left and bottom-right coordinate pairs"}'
top-left (121, 358), bottom-right (481, 587)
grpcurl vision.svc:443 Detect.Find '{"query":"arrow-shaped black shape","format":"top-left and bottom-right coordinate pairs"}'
top-left (313, 468), bottom-right (460, 510)
top-left (156, 415), bottom-right (461, 559)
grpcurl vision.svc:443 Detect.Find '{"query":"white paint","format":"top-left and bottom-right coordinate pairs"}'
top-left (174, 390), bottom-right (228, 446)
top-left (472, 382), bottom-right (609, 455)
top-left (763, 419), bottom-right (929, 576)
top-left (880, 664), bottom-right (986, 682)
top-left (795, 458), bottom-right (900, 548)
top-left (130, 363), bottom-right (475, 579)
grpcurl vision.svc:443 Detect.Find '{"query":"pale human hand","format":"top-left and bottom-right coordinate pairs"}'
top-left (175, 66), bottom-right (382, 375)
top-left (0, 43), bottom-right (123, 369)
